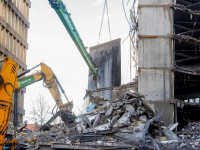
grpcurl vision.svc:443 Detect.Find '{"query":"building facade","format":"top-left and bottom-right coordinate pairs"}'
top-left (0, 0), bottom-right (30, 123)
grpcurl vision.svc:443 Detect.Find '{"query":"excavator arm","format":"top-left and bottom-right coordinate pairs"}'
top-left (17, 63), bottom-right (71, 111)
top-left (0, 57), bottom-right (19, 150)
top-left (48, 0), bottom-right (98, 76)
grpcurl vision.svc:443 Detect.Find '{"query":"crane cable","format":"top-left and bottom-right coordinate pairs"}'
top-left (98, 0), bottom-right (111, 44)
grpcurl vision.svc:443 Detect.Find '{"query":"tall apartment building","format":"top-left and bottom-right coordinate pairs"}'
top-left (0, 0), bottom-right (30, 123)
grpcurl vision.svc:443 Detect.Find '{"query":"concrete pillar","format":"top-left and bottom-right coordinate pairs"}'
top-left (137, 0), bottom-right (174, 125)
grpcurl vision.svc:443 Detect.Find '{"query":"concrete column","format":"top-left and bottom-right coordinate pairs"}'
top-left (137, 0), bottom-right (174, 125)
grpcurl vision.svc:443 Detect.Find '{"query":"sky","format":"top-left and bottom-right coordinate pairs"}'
top-left (24, 0), bottom-right (135, 121)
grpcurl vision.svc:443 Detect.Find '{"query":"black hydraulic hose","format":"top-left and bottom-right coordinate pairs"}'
top-left (17, 64), bottom-right (40, 78)
top-left (52, 105), bottom-right (57, 115)
top-left (0, 75), bottom-right (3, 87)
top-left (4, 82), bottom-right (14, 96)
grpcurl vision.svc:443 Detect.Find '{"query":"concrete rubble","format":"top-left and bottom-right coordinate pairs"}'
top-left (12, 90), bottom-right (200, 149)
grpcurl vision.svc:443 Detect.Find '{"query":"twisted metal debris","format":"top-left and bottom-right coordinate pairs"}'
top-left (172, 4), bottom-right (200, 16)
top-left (172, 34), bottom-right (200, 46)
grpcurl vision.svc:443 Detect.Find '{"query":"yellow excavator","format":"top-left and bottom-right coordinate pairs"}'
top-left (0, 57), bottom-right (19, 150)
top-left (0, 57), bottom-right (74, 150)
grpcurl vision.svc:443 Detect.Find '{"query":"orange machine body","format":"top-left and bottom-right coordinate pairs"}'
top-left (0, 57), bottom-right (19, 150)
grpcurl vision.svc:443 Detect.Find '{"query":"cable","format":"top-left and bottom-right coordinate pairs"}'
top-left (98, 0), bottom-right (112, 44)
top-left (105, 0), bottom-right (111, 41)
top-left (98, 0), bottom-right (106, 44)
top-left (0, 75), bottom-right (3, 87)
top-left (52, 105), bottom-right (57, 115)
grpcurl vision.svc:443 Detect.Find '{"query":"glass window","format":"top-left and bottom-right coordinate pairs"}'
top-left (195, 98), bottom-right (200, 103)
top-left (14, 14), bottom-right (17, 30)
top-left (18, 0), bottom-right (21, 11)
top-left (12, 38), bottom-right (15, 54)
top-left (2, 2), bottom-right (5, 18)
top-left (8, 34), bottom-right (11, 51)
top-left (17, 18), bottom-right (19, 33)
top-left (4, 31), bottom-right (7, 47)
top-left (16, 41), bottom-right (18, 57)
top-left (6, 7), bottom-right (9, 22)
top-left (189, 99), bottom-right (194, 103)
top-left (10, 11), bottom-right (13, 26)
top-left (0, 0), bottom-right (1, 16)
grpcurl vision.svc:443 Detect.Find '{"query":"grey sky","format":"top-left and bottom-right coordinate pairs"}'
top-left (24, 0), bottom-right (134, 118)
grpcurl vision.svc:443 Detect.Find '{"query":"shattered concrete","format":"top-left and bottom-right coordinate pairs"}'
top-left (11, 90), bottom-right (200, 149)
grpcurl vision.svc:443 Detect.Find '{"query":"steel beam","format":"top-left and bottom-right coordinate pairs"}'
top-left (51, 143), bottom-right (131, 149)
top-left (186, 2), bottom-right (200, 8)
top-left (175, 52), bottom-right (193, 58)
top-left (176, 56), bottom-right (200, 63)
top-left (175, 22), bottom-right (200, 24)
top-left (175, 50), bottom-right (200, 52)
top-left (177, 0), bottom-right (192, 5)
top-left (174, 24), bottom-right (191, 31)
top-left (180, 28), bottom-right (200, 35)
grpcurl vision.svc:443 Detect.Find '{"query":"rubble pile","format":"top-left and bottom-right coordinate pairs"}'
top-left (178, 121), bottom-right (200, 140)
top-left (16, 123), bottom-right (67, 149)
top-left (74, 90), bottom-right (167, 149)
top-left (14, 90), bottom-right (200, 149)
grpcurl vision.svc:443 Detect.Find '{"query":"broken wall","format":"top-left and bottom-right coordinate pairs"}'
top-left (87, 39), bottom-right (121, 105)
top-left (137, 0), bottom-right (174, 125)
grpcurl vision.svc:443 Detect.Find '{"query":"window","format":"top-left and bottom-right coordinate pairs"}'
top-left (6, 7), bottom-right (9, 22)
top-left (195, 98), bottom-right (200, 103)
top-left (0, 27), bottom-right (4, 44)
top-left (0, 0), bottom-right (1, 16)
top-left (16, 0), bottom-right (17, 7)
top-left (2, 1), bottom-right (5, 18)
top-left (10, 11), bottom-right (13, 26)
top-left (8, 34), bottom-right (11, 51)
top-left (18, 0), bottom-right (21, 11)
top-left (12, 38), bottom-right (15, 54)
top-left (4, 31), bottom-right (7, 47)
top-left (17, 18), bottom-right (19, 33)
top-left (16, 41), bottom-right (18, 57)
top-left (14, 14), bottom-right (17, 30)
top-left (189, 99), bottom-right (194, 103)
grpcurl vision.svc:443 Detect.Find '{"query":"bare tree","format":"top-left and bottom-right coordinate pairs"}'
top-left (27, 93), bottom-right (51, 126)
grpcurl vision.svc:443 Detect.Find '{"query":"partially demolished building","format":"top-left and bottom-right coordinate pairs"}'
top-left (10, 0), bottom-right (200, 149)
top-left (135, 0), bottom-right (200, 126)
